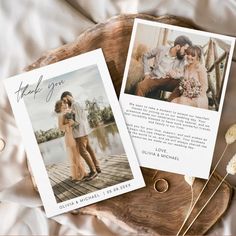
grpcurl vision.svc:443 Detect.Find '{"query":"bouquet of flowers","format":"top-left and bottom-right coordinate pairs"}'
top-left (64, 112), bottom-right (79, 128)
top-left (64, 112), bottom-right (74, 121)
top-left (179, 77), bottom-right (202, 98)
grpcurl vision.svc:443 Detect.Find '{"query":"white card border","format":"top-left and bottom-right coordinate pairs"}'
top-left (119, 18), bottom-right (235, 178)
top-left (4, 49), bottom-right (145, 217)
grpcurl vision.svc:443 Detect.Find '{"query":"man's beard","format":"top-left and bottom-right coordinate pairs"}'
top-left (66, 100), bottom-right (72, 107)
top-left (176, 50), bottom-right (185, 60)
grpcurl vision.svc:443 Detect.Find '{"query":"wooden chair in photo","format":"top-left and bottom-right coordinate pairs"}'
top-left (204, 38), bottom-right (229, 111)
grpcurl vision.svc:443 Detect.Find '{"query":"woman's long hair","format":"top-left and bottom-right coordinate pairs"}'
top-left (54, 100), bottom-right (64, 113)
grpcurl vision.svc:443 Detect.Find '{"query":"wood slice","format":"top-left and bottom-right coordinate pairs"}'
top-left (78, 169), bottom-right (233, 235)
top-left (26, 14), bottom-right (233, 235)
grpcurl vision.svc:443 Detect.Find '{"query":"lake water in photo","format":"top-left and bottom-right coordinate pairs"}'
top-left (39, 123), bottom-right (126, 166)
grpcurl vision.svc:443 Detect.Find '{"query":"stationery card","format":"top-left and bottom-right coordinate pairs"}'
top-left (4, 49), bottom-right (145, 217)
top-left (119, 19), bottom-right (235, 179)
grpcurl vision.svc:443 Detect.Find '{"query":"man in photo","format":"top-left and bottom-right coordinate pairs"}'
top-left (61, 91), bottom-right (101, 180)
top-left (136, 35), bottom-right (192, 101)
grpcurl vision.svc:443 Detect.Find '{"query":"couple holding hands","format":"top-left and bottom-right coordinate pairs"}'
top-left (54, 91), bottom-right (101, 182)
top-left (136, 35), bottom-right (208, 109)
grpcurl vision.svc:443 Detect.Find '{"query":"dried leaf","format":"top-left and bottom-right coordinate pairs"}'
top-left (225, 124), bottom-right (236, 144)
top-left (226, 153), bottom-right (236, 175)
top-left (184, 176), bottom-right (195, 186)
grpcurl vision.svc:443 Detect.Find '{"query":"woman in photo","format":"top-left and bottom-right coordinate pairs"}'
top-left (54, 100), bottom-right (87, 181)
top-left (171, 45), bottom-right (208, 109)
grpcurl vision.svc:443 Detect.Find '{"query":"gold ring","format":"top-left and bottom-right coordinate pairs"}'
top-left (154, 178), bottom-right (169, 193)
top-left (0, 138), bottom-right (5, 152)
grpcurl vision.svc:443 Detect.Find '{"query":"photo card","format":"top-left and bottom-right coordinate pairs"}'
top-left (4, 49), bottom-right (145, 217)
top-left (119, 19), bottom-right (235, 179)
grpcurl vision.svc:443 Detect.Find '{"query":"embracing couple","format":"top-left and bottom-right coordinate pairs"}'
top-left (54, 91), bottom-right (101, 182)
top-left (136, 35), bottom-right (208, 109)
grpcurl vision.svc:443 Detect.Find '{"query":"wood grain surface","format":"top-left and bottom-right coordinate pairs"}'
top-left (47, 155), bottom-right (133, 203)
top-left (79, 169), bottom-right (232, 235)
top-left (26, 14), bottom-right (234, 235)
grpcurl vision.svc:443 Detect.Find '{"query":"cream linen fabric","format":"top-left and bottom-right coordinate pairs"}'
top-left (0, 0), bottom-right (236, 235)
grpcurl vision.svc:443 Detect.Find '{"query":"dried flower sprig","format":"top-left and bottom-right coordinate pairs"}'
top-left (226, 153), bottom-right (236, 175)
top-left (225, 124), bottom-right (236, 144)
top-left (184, 176), bottom-right (195, 186)
top-left (176, 123), bottom-right (236, 236)
top-left (182, 153), bottom-right (236, 235)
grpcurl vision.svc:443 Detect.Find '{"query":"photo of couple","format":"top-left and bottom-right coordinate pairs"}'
top-left (125, 23), bottom-right (231, 111)
top-left (54, 91), bottom-right (101, 182)
top-left (24, 65), bottom-right (133, 203)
